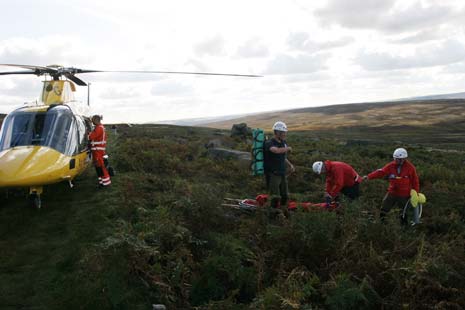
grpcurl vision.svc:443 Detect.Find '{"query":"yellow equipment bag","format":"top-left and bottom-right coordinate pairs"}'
top-left (410, 189), bottom-right (427, 208)
top-left (410, 189), bottom-right (419, 208)
top-left (418, 193), bottom-right (426, 204)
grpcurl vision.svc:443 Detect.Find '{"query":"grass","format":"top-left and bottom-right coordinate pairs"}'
top-left (0, 169), bottom-right (116, 308)
top-left (0, 120), bottom-right (464, 309)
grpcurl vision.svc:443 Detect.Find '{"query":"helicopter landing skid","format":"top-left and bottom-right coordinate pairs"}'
top-left (29, 186), bottom-right (43, 209)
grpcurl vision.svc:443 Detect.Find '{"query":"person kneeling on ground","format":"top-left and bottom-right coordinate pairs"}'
top-left (312, 160), bottom-right (361, 208)
top-left (363, 147), bottom-right (419, 225)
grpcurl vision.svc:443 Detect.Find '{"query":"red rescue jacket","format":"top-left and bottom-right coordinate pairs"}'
top-left (89, 124), bottom-right (107, 152)
top-left (325, 160), bottom-right (361, 197)
top-left (367, 160), bottom-right (419, 197)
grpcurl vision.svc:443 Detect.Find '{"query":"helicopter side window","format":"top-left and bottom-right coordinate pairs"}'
top-left (64, 118), bottom-right (79, 156)
top-left (42, 108), bottom-right (73, 154)
top-left (75, 116), bottom-right (89, 153)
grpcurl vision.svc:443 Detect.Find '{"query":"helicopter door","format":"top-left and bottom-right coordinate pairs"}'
top-left (63, 117), bottom-right (79, 156)
top-left (75, 115), bottom-right (90, 153)
top-left (40, 107), bottom-right (78, 156)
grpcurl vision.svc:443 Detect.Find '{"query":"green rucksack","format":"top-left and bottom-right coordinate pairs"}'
top-left (251, 128), bottom-right (265, 175)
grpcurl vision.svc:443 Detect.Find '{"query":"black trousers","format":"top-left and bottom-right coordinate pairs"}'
top-left (340, 183), bottom-right (360, 200)
top-left (380, 193), bottom-right (411, 224)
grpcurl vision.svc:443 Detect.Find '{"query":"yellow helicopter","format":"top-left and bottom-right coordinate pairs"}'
top-left (0, 64), bottom-right (260, 208)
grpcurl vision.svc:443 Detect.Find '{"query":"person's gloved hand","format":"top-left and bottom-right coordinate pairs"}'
top-left (289, 164), bottom-right (295, 173)
top-left (325, 194), bottom-right (332, 208)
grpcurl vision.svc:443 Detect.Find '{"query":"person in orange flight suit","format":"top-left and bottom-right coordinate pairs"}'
top-left (88, 115), bottom-right (111, 188)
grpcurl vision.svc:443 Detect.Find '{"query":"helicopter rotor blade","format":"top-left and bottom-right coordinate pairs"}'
top-left (63, 73), bottom-right (87, 86)
top-left (1, 64), bottom-right (262, 87)
top-left (69, 68), bottom-right (103, 74)
top-left (0, 64), bottom-right (59, 77)
top-left (0, 63), bottom-right (52, 71)
top-left (95, 70), bottom-right (262, 78)
top-left (0, 64), bottom-right (262, 78)
top-left (0, 71), bottom-right (40, 76)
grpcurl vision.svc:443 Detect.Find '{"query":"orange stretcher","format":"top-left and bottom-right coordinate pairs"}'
top-left (222, 194), bottom-right (339, 212)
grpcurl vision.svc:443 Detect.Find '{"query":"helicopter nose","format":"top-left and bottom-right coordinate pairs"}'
top-left (0, 146), bottom-right (70, 187)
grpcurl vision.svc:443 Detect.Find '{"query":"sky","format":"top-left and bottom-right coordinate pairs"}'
top-left (1, 0), bottom-right (465, 123)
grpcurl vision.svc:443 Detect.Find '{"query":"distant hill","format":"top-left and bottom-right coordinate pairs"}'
top-left (400, 91), bottom-right (465, 101)
top-left (158, 113), bottom-right (255, 126)
top-left (203, 99), bottom-right (465, 131)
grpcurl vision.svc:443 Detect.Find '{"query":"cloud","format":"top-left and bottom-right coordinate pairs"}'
top-left (356, 40), bottom-right (465, 71)
top-left (390, 28), bottom-right (445, 44)
top-left (287, 32), bottom-right (354, 53)
top-left (264, 53), bottom-right (329, 75)
top-left (315, 0), bottom-right (395, 30)
top-left (442, 62), bottom-right (465, 74)
top-left (283, 72), bottom-right (333, 83)
top-left (380, 3), bottom-right (455, 33)
top-left (2, 1), bottom-right (465, 123)
top-left (287, 32), bottom-right (310, 51)
top-left (0, 76), bottom-right (42, 98)
top-left (150, 80), bottom-right (194, 96)
top-left (316, 1), bottom-right (461, 33)
top-left (0, 36), bottom-right (93, 66)
top-left (99, 86), bottom-right (140, 100)
top-left (184, 58), bottom-right (210, 72)
top-left (194, 35), bottom-right (226, 57)
top-left (0, 96), bottom-right (28, 114)
top-left (235, 38), bottom-right (269, 58)
top-left (0, 76), bottom-right (44, 113)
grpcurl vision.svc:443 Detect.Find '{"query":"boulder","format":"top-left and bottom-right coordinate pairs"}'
top-left (207, 147), bottom-right (251, 162)
top-left (230, 123), bottom-right (252, 139)
top-left (205, 138), bottom-right (223, 149)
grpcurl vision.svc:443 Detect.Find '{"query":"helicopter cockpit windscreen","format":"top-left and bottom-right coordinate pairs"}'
top-left (0, 106), bottom-right (85, 156)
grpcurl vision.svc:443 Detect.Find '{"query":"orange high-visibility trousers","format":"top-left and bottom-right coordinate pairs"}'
top-left (92, 150), bottom-right (111, 186)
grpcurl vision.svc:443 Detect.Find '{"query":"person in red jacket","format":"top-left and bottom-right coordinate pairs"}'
top-left (312, 160), bottom-right (361, 207)
top-left (363, 148), bottom-right (419, 223)
top-left (88, 115), bottom-right (111, 188)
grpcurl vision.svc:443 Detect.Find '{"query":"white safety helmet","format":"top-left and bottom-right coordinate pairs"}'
top-left (312, 161), bottom-right (323, 174)
top-left (272, 121), bottom-right (288, 132)
top-left (393, 148), bottom-right (408, 159)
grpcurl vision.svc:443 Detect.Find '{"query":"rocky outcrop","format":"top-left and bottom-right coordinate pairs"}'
top-left (230, 123), bottom-right (252, 139)
top-left (207, 147), bottom-right (251, 162)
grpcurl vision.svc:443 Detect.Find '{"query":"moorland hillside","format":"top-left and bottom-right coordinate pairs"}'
top-left (0, 110), bottom-right (464, 309)
top-left (205, 99), bottom-right (465, 133)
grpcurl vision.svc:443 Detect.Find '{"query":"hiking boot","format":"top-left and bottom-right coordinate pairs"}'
top-left (277, 212), bottom-right (288, 225)
top-left (411, 221), bottom-right (421, 227)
